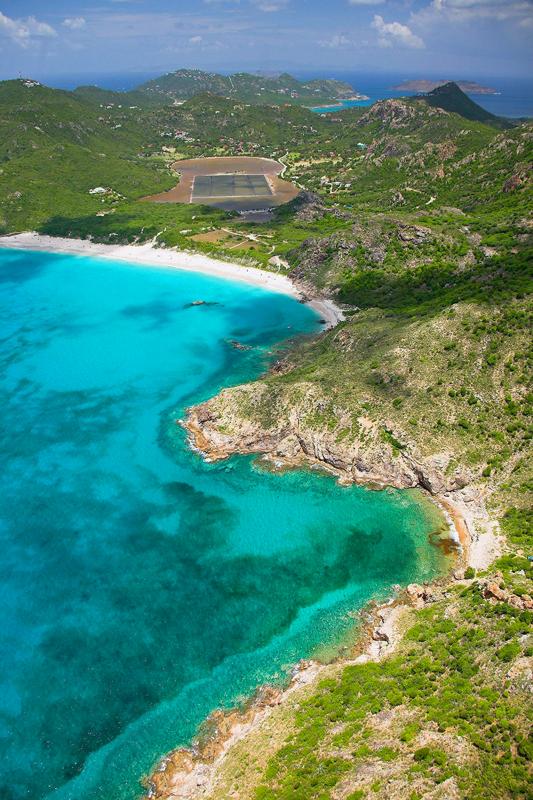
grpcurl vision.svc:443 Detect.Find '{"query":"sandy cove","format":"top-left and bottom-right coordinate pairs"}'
top-left (0, 232), bottom-right (344, 330)
top-left (182, 403), bottom-right (503, 573)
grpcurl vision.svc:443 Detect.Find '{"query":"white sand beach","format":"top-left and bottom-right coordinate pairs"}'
top-left (0, 232), bottom-right (344, 329)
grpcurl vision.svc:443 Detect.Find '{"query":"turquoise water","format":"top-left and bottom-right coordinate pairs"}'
top-left (0, 247), bottom-right (448, 800)
top-left (311, 98), bottom-right (375, 113)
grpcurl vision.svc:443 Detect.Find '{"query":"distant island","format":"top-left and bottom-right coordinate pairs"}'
top-left (394, 79), bottom-right (498, 95)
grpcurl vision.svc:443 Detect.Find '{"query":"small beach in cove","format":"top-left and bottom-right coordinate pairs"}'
top-left (0, 239), bottom-right (452, 800)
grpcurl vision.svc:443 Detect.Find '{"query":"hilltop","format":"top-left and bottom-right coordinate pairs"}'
top-left (64, 70), bottom-right (359, 110)
top-left (421, 81), bottom-right (511, 127)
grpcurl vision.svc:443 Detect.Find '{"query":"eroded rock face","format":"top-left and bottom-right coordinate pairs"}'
top-left (504, 173), bottom-right (526, 192)
top-left (502, 161), bottom-right (532, 192)
top-left (291, 190), bottom-right (327, 221)
top-left (182, 381), bottom-right (470, 495)
top-left (397, 224), bottom-right (432, 245)
top-left (482, 577), bottom-right (533, 610)
top-left (357, 100), bottom-right (418, 129)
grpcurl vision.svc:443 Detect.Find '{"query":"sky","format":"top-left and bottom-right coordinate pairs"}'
top-left (0, 0), bottom-right (531, 81)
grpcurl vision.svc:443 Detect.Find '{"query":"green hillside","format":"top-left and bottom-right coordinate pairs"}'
top-left (137, 68), bottom-right (356, 106)
top-left (0, 74), bottom-right (531, 800)
top-left (72, 84), bottom-right (165, 108)
top-left (0, 79), bottom-right (176, 232)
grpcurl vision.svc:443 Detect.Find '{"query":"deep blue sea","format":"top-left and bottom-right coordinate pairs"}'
top-left (0, 248), bottom-right (449, 800)
top-left (33, 69), bottom-right (533, 119)
top-left (296, 71), bottom-right (533, 119)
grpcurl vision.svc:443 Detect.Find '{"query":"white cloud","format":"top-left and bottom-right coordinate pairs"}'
top-left (319, 34), bottom-right (351, 48)
top-left (372, 14), bottom-right (425, 48)
top-left (189, 35), bottom-right (203, 43)
top-left (0, 11), bottom-right (56, 48)
top-left (62, 17), bottom-right (86, 30)
top-left (425, 0), bottom-right (533, 23)
top-left (349, 0), bottom-right (385, 5)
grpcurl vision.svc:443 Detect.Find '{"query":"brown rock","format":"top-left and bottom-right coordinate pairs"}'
top-left (398, 224), bottom-right (432, 245)
top-left (483, 581), bottom-right (507, 601)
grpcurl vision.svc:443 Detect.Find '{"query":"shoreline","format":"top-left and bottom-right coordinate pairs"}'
top-left (0, 232), bottom-right (344, 330)
top-left (143, 495), bottom-right (470, 799)
top-left (143, 485), bottom-right (501, 800)
top-left (148, 414), bottom-right (504, 799)
top-left (309, 94), bottom-right (370, 111)
top-left (2, 232), bottom-right (502, 798)
top-left (143, 600), bottom-right (425, 799)
top-left (181, 408), bottom-right (501, 572)
top-left (149, 412), bottom-right (504, 797)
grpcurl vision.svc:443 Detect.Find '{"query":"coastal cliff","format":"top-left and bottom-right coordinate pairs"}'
top-left (184, 380), bottom-right (469, 495)
top-left (182, 373), bottom-right (503, 571)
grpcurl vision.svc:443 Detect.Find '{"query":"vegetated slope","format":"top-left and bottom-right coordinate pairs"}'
top-left (186, 114), bottom-right (532, 507)
top-left (421, 81), bottom-right (511, 128)
top-left (1, 76), bottom-right (531, 800)
top-left (199, 516), bottom-right (532, 800)
top-left (159, 92), bottom-right (329, 151)
top-left (168, 107), bottom-right (532, 800)
top-left (137, 68), bottom-right (355, 106)
top-left (72, 84), bottom-right (165, 108)
top-left (0, 79), bottom-right (176, 232)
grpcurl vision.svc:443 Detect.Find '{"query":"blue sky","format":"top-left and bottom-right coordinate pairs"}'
top-left (0, 1), bottom-right (531, 80)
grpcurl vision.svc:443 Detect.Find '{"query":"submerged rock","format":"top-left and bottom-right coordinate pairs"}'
top-left (183, 300), bottom-right (221, 309)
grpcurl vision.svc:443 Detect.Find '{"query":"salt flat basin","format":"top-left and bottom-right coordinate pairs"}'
top-left (144, 155), bottom-right (300, 211)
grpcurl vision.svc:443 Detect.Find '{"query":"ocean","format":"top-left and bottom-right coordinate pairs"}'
top-left (295, 71), bottom-right (533, 119)
top-left (36, 69), bottom-right (533, 119)
top-left (0, 248), bottom-right (449, 800)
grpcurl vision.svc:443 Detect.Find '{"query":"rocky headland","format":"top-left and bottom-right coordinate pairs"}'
top-left (182, 378), bottom-right (500, 565)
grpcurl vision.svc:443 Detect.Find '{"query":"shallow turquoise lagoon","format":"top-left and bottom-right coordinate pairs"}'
top-left (310, 98), bottom-right (373, 113)
top-left (0, 248), bottom-right (448, 800)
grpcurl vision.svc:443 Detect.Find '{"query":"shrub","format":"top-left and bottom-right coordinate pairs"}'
top-left (496, 641), bottom-right (521, 662)
top-left (414, 746), bottom-right (447, 767)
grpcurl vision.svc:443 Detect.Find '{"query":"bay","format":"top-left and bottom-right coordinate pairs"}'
top-left (0, 248), bottom-right (449, 800)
